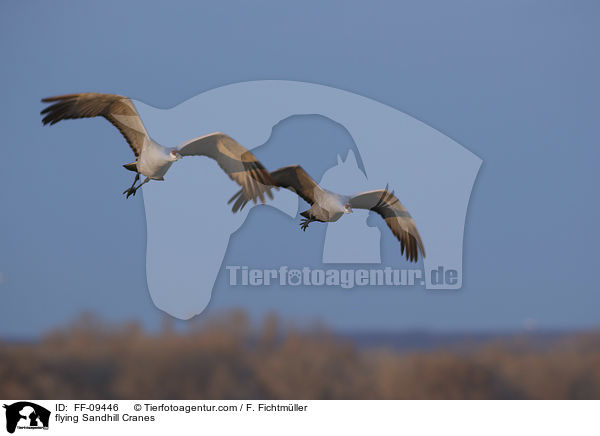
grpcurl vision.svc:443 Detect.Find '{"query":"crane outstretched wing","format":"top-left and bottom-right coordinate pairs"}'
top-left (227, 164), bottom-right (323, 212)
top-left (350, 189), bottom-right (425, 262)
top-left (178, 133), bottom-right (276, 205)
top-left (41, 93), bottom-right (149, 158)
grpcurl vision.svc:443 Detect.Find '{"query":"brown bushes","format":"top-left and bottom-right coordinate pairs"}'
top-left (1, 311), bottom-right (599, 399)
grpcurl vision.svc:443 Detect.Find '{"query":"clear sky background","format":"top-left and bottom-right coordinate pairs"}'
top-left (0, 1), bottom-right (598, 337)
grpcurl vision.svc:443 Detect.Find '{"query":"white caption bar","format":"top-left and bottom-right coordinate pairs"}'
top-left (1, 400), bottom-right (598, 435)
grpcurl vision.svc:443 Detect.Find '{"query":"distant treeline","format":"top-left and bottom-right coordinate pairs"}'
top-left (1, 311), bottom-right (599, 399)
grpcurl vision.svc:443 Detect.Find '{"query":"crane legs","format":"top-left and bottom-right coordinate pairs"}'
top-left (300, 217), bottom-right (316, 231)
top-left (122, 173), bottom-right (150, 199)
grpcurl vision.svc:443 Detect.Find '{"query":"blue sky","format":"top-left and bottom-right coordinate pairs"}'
top-left (0, 1), bottom-right (599, 337)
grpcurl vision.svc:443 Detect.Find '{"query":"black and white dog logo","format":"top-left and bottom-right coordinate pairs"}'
top-left (3, 402), bottom-right (50, 434)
